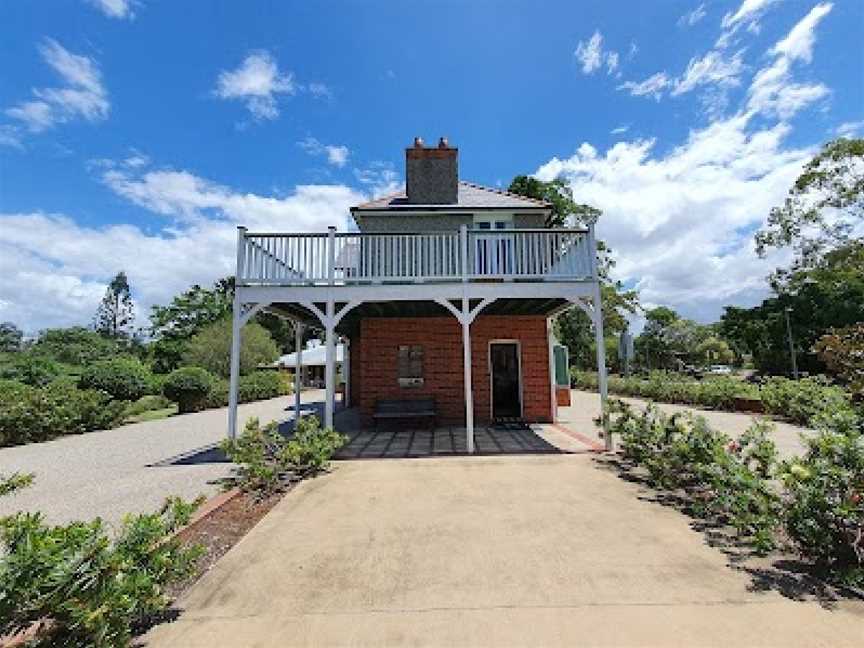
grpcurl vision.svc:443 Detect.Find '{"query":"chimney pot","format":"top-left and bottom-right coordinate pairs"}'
top-left (438, 136), bottom-right (449, 148)
top-left (413, 136), bottom-right (424, 148)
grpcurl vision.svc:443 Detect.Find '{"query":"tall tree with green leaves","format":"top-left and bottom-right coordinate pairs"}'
top-left (93, 271), bottom-right (136, 339)
top-left (756, 137), bottom-right (863, 287)
top-left (508, 175), bottom-right (601, 227)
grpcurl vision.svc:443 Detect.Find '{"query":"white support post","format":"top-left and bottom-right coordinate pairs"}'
top-left (324, 300), bottom-right (336, 429)
top-left (461, 297), bottom-right (475, 454)
top-left (227, 227), bottom-right (247, 440)
top-left (547, 318), bottom-right (558, 423)
top-left (343, 336), bottom-right (351, 408)
top-left (587, 221), bottom-right (611, 451)
top-left (294, 322), bottom-right (304, 417)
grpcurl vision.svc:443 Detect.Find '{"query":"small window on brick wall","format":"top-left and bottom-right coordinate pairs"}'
top-left (397, 345), bottom-right (424, 387)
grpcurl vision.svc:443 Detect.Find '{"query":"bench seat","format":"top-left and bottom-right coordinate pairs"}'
top-left (372, 399), bottom-right (437, 427)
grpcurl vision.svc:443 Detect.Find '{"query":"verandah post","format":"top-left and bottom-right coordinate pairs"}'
top-left (227, 226), bottom-right (247, 440)
top-left (324, 300), bottom-right (336, 429)
top-left (294, 322), bottom-right (305, 417)
top-left (587, 221), bottom-right (611, 451)
top-left (461, 297), bottom-right (475, 454)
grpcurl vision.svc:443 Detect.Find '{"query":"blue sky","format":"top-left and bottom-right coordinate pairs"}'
top-left (1, 0), bottom-right (862, 332)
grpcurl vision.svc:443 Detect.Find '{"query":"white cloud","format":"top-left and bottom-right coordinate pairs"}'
top-left (574, 30), bottom-right (620, 76)
top-left (353, 161), bottom-right (401, 198)
top-left (617, 72), bottom-right (671, 100)
top-left (0, 160), bottom-right (367, 331)
top-left (214, 51), bottom-right (295, 120)
top-left (672, 50), bottom-right (745, 96)
top-left (297, 136), bottom-right (350, 167)
top-left (746, 4), bottom-right (833, 119)
top-left (836, 121), bottom-right (864, 138)
top-left (86, 0), bottom-right (136, 19)
top-left (610, 125), bottom-right (630, 135)
top-left (679, 3), bottom-right (707, 27)
top-left (769, 2), bottom-right (833, 63)
top-left (535, 115), bottom-right (805, 320)
top-left (4, 39), bottom-right (109, 133)
top-left (575, 31), bottom-right (603, 74)
top-left (0, 125), bottom-right (23, 149)
top-left (718, 0), bottom-right (781, 47)
top-left (307, 82), bottom-right (332, 100)
top-left (536, 1), bottom-right (841, 321)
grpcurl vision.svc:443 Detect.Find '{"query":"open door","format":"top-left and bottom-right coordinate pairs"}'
top-left (490, 342), bottom-right (522, 419)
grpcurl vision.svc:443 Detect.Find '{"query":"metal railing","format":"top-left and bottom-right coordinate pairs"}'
top-left (237, 226), bottom-right (594, 286)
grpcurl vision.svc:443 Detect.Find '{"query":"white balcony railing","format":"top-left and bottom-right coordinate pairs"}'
top-left (237, 227), bottom-right (594, 286)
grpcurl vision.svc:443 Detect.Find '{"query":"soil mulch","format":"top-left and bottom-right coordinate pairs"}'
top-left (166, 489), bottom-right (285, 599)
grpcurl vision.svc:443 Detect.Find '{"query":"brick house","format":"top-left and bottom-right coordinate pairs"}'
top-left (227, 137), bottom-right (611, 452)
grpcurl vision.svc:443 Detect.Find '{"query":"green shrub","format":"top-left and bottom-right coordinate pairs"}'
top-left (780, 411), bottom-right (864, 586)
top-left (0, 472), bottom-right (34, 497)
top-left (574, 369), bottom-right (854, 427)
top-left (239, 371), bottom-right (287, 402)
top-left (0, 379), bottom-right (125, 447)
top-left (79, 357), bottom-right (154, 402)
top-left (162, 367), bottom-right (214, 414)
top-left (760, 376), bottom-right (855, 427)
top-left (0, 495), bottom-right (205, 646)
top-left (0, 353), bottom-right (61, 387)
top-left (221, 415), bottom-right (347, 492)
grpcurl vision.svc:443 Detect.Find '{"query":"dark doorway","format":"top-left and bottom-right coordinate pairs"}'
top-left (490, 342), bottom-right (522, 419)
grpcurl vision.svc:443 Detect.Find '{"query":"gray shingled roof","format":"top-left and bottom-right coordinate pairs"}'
top-left (351, 181), bottom-right (551, 211)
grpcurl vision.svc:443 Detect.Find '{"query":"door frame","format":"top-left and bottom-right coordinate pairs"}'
top-left (487, 339), bottom-right (523, 420)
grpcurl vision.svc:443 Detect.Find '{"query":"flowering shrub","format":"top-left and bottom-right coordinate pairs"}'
top-left (609, 399), bottom-right (782, 552)
top-left (780, 410), bottom-right (864, 586)
top-left (221, 415), bottom-right (347, 493)
top-left (760, 376), bottom-right (855, 427)
top-left (606, 398), bottom-right (864, 582)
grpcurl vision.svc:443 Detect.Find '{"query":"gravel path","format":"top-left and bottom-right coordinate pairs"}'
top-left (559, 389), bottom-right (814, 459)
top-left (0, 390), bottom-right (325, 528)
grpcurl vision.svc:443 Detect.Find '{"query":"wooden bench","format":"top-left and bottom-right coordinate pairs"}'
top-left (372, 398), bottom-right (437, 429)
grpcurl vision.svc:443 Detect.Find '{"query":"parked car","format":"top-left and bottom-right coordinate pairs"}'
top-left (708, 364), bottom-right (733, 375)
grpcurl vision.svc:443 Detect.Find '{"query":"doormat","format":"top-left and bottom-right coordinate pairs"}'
top-left (491, 418), bottom-right (530, 431)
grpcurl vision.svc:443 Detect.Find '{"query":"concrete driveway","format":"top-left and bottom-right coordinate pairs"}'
top-left (0, 390), bottom-right (324, 527)
top-left (144, 451), bottom-right (863, 647)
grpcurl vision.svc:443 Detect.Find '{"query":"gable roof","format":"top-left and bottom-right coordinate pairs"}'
top-left (351, 181), bottom-right (551, 212)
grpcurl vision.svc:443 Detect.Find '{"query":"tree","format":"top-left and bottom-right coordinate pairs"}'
top-left (31, 327), bottom-right (121, 366)
top-left (813, 324), bottom-right (864, 398)
top-left (182, 318), bottom-right (278, 378)
top-left (149, 277), bottom-right (297, 373)
top-left (93, 271), bottom-right (136, 339)
top-left (721, 241), bottom-right (864, 375)
top-left (508, 175), bottom-right (601, 227)
top-left (756, 138), bottom-right (863, 286)
top-left (695, 336), bottom-right (735, 365)
top-left (0, 322), bottom-right (23, 352)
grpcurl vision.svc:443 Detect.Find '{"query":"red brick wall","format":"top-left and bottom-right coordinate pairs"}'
top-left (352, 315), bottom-right (552, 424)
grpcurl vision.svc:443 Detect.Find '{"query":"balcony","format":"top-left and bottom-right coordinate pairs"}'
top-left (237, 227), bottom-right (595, 286)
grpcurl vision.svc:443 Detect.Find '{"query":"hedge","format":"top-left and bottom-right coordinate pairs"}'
top-left (164, 368), bottom-right (292, 414)
top-left (0, 379), bottom-right (126, 447)
top-left (572, 370), bottom-right (857, 427)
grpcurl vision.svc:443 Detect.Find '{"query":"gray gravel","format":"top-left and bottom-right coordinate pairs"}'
top-left (0, 390), bottom-right (325, 529)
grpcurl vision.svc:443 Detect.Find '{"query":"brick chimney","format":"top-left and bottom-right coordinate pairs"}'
top-left (406, 136), bottom-right (458, 204)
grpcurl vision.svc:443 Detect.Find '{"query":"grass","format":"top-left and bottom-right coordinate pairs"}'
top-left (125, 404), bottom-right (179, 424)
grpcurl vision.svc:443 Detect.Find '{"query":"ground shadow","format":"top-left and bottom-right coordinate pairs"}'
top-left (593, 455), bottom-right (863, 607)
